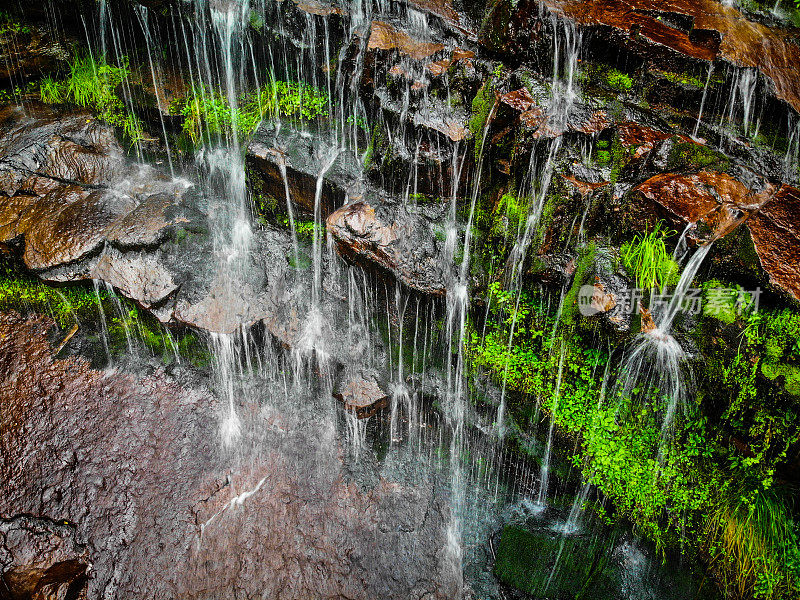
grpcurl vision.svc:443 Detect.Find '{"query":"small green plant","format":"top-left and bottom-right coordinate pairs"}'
top-left (621, 222), bottom-right (680, 291)
top-left (0, 11), bottom-right (31, 35)
top-left (179, 77), bottom-right (329, 144)
top-left (40, 55), bottom-right (144, 144)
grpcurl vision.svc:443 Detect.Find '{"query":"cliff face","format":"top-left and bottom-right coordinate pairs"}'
top-left (1, 0), bottom-right (799, 598)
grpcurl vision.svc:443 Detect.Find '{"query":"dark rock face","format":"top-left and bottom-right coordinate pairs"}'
top-left (247, 124), bottom-right (363, 218)
top-left (0, 24), bottom-right (71, 85)
top-left (327, 199), bottom-right (451, 296)
top-left (0, 516), bottom-right (89, 600)
top-left (0, 312), bottom-right (456, 600)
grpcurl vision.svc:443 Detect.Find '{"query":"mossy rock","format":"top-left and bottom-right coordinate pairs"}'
top-left (494, 524), bottom-right (615, 597)
top-left (665, 138), bottom-right (730, 172)
top-left (761, 361), bottom-right (800, 397)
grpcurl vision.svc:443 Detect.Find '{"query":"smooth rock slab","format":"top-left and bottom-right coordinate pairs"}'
top-left (0, 312), bottom-right (456, 600)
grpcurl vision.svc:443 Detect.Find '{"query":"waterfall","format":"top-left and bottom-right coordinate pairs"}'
top-left (614, 243), bottom-right (713, 437)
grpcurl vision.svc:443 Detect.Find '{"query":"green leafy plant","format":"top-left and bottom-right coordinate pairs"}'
top-left (621, 222), bottom-right (680, 291)
top-left (179, 77), bottom-right (329, 144)
top-left (40, 55), bottom-right (143, 144)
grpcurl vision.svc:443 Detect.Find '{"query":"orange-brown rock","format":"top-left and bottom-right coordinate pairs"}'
top-left (367, 21), bottom-right (444, 60)
top-left (500, 88), bottom-right (536, 112)
top-left (633, 170), bottom-right (773, 240)
top-left (543, 0), bottom-right (800, 113)
top-left (747, 185), bottom-right (800, 302)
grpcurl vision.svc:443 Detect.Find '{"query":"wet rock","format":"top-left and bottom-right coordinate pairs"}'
top-left (23, 190), bottom-right (138, 271)
top-left (0, 516), bottom-right (89, 600)
top-left (327, 198), bottom-right (450, 296)
top-left (0, 24), bottom-right (71, 84)
top-left (747, 185), bottom-right (800, 303)
top-left (0, 312), bottom-right (455, 600)
top-left (368, 21), bottom-right (445, 60)
top-left (542, 0), bottom-right (800, 114)
top-left (632, 170), bottom-right (773, 242)
top-left (247, 123), bottom-right (362, 218)
top-left (0, 104), bottom-right (123, 191)
top-left (91, 247), bottom-right (179, 309)
top-left (333, 368), bottom-right (390, 419)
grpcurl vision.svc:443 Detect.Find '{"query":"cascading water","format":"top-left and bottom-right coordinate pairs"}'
top-left (7, 0), bottom-right (794, 597)
top-left (614, 242), bottom-right (713, 437)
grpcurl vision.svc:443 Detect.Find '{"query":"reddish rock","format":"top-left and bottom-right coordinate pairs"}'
top-left (500, 88), bottom-right (536, 112)
top-left (747, 185), bottom-right (800, 303)
top-left (0, 516), bottom-right (88, 600)
top-left (0, 312), bottom-right (456, 600)
top-left (633, 170), bottom-right (772, 241)
top-left (368, 21), bottom-right (445, 60)
top-left (23, 190), bottom-right (138, 271)
top-left (543, 0), bottom-right (800, 114)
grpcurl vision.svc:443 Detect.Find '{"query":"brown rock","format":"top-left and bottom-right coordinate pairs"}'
top-left (0, 312), bottom-right (454, 600)
top-left (368, 21), bottom-right (445, 61)
top-left (543, 0), bottom-right (800, 114)
top-left (500, 88), bottom-right (536, 112)
top-left (333, 369), bottom-right (390, 419)
top-left (633, 170), bottom-right (772, 241)
top-left (23, 190), bottom-right (137, 271)
top-left (747, 185), bottom-right (800, 302)
top-left (327, 200), bottom-right (449, 296)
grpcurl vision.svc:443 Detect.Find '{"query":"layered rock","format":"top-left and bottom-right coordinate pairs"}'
top-left (327, 198), bottom-right (451, 296)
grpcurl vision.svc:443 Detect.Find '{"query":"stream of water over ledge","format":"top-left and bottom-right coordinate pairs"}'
top-left (1, 0), bottom-right (800, 599)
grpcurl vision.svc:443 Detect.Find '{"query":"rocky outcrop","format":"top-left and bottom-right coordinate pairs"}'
top-left (0, 312), bottom-right (456, 600)
top-left (0, 23), bottom-right (71, 84)
top-left (541, 0), bottom-right (800, 115)
top-left (0, 516), bottom-right (89, 600)
top-left (247, 123), bottom-right (363, 218)
top-left (0, 104), bottom-right (321, 339)
top-left (747, 185), bottom-right (800, 303)
top-left (327, 198), bottom-right (451, 296)
top-left (333, 368), bottom-right (390, 418)
top-left (632, 170), bottom-right (774, 242)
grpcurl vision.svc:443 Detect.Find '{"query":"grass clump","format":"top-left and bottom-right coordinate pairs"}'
top-left (39, 55), bottom-right (144, 144)
top-left (621, 221), bottom-right (680, 292)
top-left (704, 487), bottom-right (800, 600)
top-left (180, 77), bottom-right (329, 144)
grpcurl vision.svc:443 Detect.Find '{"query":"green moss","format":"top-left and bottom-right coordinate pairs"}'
top-left (469, 79), bottom-right (496, 161)
top-left (470, 272), bottom-right (800, 597)
top-left (276, 216), bottom-right (323, 241)
top-left (666, 138), bottom-right (730, 171)
top-left (0, 259), bottom-right (207, 366)
top-left (581, 64), bottom-right (634, 94)
top-left (562, 242), bottom-right (597, 328)
top-left (653, 69), bottom-right (722, 89)
top-left (491, 192), bottom-right (528, 238)
top-left (761, 362), bottom-right (800, 397)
